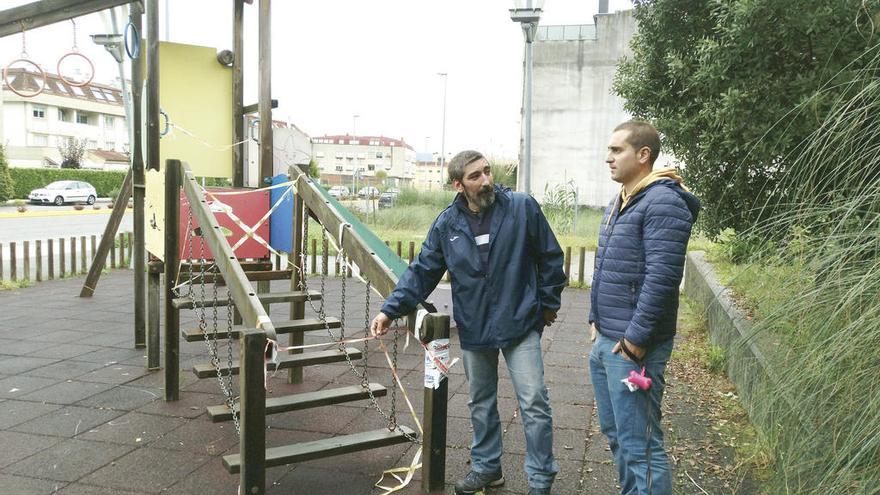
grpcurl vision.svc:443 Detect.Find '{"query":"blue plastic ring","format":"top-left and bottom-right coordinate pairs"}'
top-left (159, 109), bottom-right (170, 137)
top-left (124, 20), bottom-right (140, 59)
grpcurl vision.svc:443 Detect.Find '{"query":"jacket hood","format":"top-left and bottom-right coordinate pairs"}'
top-left (608, 168), bottom-right (700, 224)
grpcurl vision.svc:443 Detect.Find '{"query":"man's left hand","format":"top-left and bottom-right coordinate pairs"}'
top-left (543, 310), bottom-right (557, 327)
top-left (612, 338), bottom-right (646, 361)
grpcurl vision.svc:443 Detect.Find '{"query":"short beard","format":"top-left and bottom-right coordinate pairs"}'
top-left (472, 187), bottom-right (495, 210)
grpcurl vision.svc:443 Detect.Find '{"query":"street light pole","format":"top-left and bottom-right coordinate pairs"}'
top-left (437, 72), bottom-right (448, 168)
top-left (510, 0), bottom-right (543, 195)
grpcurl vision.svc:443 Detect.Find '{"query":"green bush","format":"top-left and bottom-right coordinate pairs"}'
top-left (0, 145), bottom-right (13, 202)
top-left (394, 188), bottom-right (455, 209)
top-left (9, 168), bottom-right (126, 198)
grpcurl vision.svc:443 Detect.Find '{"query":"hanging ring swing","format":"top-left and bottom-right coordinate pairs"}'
top-left (124, 16), bottom-right (140, 59)
top-left (3, 22), bottom-right (46, 98)
top-left (57, 19), bottom-right (94, 88)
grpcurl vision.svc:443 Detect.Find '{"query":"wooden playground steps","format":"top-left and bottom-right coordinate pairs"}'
top-left (222, 425), bottom-right (417, 474)
top-left (192, 347), bottom-right (362, 378)
top-left (182, 317), bottom-right (341, 342)
top-left (206, 383), bottom-right (388, 422)
top-left (172, 289), bottom-right (323, 310)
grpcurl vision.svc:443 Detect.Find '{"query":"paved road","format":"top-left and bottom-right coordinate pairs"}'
top-left (0, 207), bottom-right (133, 279)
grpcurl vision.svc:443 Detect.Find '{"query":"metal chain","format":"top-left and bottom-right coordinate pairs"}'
top-left (292, 222), bottom-right (418, 443)
top-left (70, 19), bottom-right (78, 51)
top-left (20, 23), bottom-right (27, 58)
top-left (185, 207), bottom-right (240, 436)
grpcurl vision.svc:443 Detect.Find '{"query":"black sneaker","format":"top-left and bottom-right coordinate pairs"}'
top-left (453, 470), bottom-right (505, 494)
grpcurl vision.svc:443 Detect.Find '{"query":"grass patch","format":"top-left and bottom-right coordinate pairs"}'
top-left (0, 279), bottom-right (32, 290)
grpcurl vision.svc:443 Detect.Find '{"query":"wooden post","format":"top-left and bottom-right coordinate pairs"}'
top-left (127, 232), bottom-right (133, 267)
top-left (288, 173), bottom-right (305, 384)
top-left (70, 237), bottom-right (76, 275)
top-left (22, 241), bottom-right (29, 280)
top-left (164, 159), bottom-right (182, 401)
top-left (110, 237), bottom-right (116, 269)
top-left (409, 241), bottom-right (415, 263)
top-left (79, 170), bottom-right (133, 296)
top-left (91, 235), bottom-right (97, 266)
top-left (239, 330), bottom-right (267, 495)
top-left (258, 0), bottom-right (273, 184)
top-left (35, 240), bottom-right (42, 282)
top-left (310, 238), bottom-right (316, 274)
top-left (0, 242), bottom-right (3, 280)
top-left (147, 261), bottom-right (161, 370)
top-left (10, 242), bottom-right (16, 281)
top-left (564, 246), bottom-right (572, 283)
top-left (118, 233), bottom-right (125, 268)
top-left (132, 0), bottom-right (147, 348)
top-left (396, 240), bottom-right (402, 258)
top-left (59, 238), bottom-right (65, 278)
top-left (421, 313), bottom-right (451, 492)
top-left (232, 0), bottom-right (244, 187)
top-left (48, 239), bottom-right (54, 280)
top-left (578, 246), bottom-right (586, 285)
top-left (80, 236), bottom-right (87, 273)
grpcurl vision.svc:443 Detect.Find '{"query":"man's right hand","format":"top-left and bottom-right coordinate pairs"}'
top-left (370, 312), bottom-right (392, 337)
top-left (590, 323), bottom-right (597, 343)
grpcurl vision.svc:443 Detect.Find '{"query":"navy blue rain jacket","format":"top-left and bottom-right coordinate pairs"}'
top-left (589, 179), bottom-right (700, 347)
top-left (381, 185), bottom-right (567, 350)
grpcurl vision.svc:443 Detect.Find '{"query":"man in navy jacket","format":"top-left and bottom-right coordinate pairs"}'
top-left (371, 150), bottom-right (567, 495)
top-left (589, 121), bottom-right (700, 495)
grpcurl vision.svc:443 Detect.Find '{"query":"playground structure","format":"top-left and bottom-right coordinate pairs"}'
top-left (0, 1), bottom-right (450, 493)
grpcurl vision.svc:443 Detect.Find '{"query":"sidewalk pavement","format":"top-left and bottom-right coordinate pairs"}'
top-left (0, 270), bottom-right (620, 495)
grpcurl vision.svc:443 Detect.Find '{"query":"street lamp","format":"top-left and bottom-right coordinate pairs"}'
top-left (437, 72), bottom-right (448, 168)
top-left (510, 0), bottom-right (544, 195)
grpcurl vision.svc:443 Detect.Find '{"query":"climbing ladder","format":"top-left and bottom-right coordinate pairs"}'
top-left (161, 160), bottom-right (436, 494)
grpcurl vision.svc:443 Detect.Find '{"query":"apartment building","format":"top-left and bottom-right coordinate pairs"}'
top-left (1, 68), bottom-right (129, 170)
top-left (311, 134), bottom-right (415, 188)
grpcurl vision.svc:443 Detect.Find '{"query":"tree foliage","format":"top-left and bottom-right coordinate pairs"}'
top-left (58, 137), bottom-right (87, 169)
top-left (615, 0), bottom-right (880, 237)
top-left (0, 144), bottom-right (14, 202)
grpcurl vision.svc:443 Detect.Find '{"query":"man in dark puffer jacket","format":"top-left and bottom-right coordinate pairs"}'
top-left (589, 121), bottom-right (700, 495)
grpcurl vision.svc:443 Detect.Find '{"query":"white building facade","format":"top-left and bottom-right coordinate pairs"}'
top-left (1, 69), bottom-right (128, 169)
top-left (311, 135), bottom-right (416, 188)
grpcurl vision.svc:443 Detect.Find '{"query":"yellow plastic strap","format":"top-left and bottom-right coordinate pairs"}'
top-left (375, 446), bottom-right (422, 494)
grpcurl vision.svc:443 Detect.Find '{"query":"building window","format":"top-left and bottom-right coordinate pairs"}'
top-left (369, 139), bottom-right (379, 146)
top-left (32, 134), bottom-right (48, 146)
top-left (76, 112), bottom-right (90, 125)
top-left (32, 106), bottom-right (46, 118)
top-left (376, 152), bottom-right (384, 159)
top-left (58, 108), bottom-right (71, 122)
top-left (87, 140), bottom-right (98, 149)
top-left (71, 86), bottom-right (84, 96)
top-left (337, 139), bottom-right (344, 144)
top-left (106, 141), bottom-right (115, 150)
top-left (104, 115), bottom-right (115, 127)
top-left (91, 88), bottom-right (106, 100)
top-left (367, 164), bottom-right (375, 171)
top-left (335, 166), bottom-right (343, 172)
top-left (348, 139), bottom-right (358, 145)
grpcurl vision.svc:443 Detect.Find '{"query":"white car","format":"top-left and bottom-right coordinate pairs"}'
top-left (358, 186), bottom-right (380, 199)
top-left (328, 185), bottom-right (350, 199)
top-left (29, 180), bottom-right (97, 206)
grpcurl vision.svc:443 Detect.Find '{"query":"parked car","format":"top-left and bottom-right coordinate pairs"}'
top-left (29, 180), bottom-right (97, 206)
top-left (328, 185), bottom-right (350, 199)
top-left (386, 187), bottom-right (400, 196)
top-left (378, 192), bottom-right (396, 208)
top-left (358, 186), bottom-right (380, 199)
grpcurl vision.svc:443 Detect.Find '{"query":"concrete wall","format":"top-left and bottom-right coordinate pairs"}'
top-left (530, 10), bottom-right (674, 207)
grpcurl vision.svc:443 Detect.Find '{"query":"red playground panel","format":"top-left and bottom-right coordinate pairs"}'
top-left (179, 188), bottom-right (270, 261)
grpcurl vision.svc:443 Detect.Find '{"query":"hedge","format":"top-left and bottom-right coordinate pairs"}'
top-left (9, 168), bottom-right (126, 199)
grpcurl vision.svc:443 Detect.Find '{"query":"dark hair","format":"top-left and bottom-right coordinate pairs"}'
top-left (447, 150), bottom-right (485, 183)
top-left (614, 120), bottom-right (660, 165)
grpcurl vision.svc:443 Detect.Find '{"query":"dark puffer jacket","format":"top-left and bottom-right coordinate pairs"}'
top-left (589, 179), bottom-right (700, 347)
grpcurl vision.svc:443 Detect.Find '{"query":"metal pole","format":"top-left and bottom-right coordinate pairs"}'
top-left (522, 31), bottom-right (534, 195)
top-left (164, 159), bottom-right (181, 401)
top-left (438, 73), bottom-right (447, 168)
top-left (240, 330), bottom-right (267, 495)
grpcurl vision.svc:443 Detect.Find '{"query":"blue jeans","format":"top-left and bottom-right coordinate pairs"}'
top-left (589, 333), bottom-right (674, 495)
top-left (461, 329), bottom-right (558, 489)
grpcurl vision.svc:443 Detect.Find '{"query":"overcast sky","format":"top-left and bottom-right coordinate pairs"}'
top-left (2, 0), bottom-right (632, 159)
